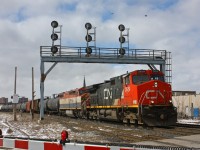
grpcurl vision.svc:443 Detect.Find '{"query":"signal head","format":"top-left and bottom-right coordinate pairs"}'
top-left (119, 36), bottom-right (125, 43)
top-left (51, 33), bottom-right (58, 41)
top-left (51, 21), bottom-right (58, 28)
top-left (85, 47), bottom-right (92, 54)
top-left (85, 23), bottom-right (92, 30)
top-left (119, 48), bottom-right (125, 55)
top-left (118, 24), bottom-right (125, 31)
top-left (85, 35), bottom-right (92, 42)
top-left (51, 46), bottom-right (58, 54)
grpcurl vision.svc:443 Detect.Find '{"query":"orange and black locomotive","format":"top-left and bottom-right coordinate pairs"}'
top-left (58, 69), bottom-right (177, 126)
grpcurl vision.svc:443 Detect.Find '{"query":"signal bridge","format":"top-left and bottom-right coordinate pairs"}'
top-left (39, 21), bottom-right (172, 120)
top-left (40, 46), bottom-right (167, 65)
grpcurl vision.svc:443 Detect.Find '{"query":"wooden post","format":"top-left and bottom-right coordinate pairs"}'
top-left (13, 67), bottom-right (17, 121)
top-left (31, 67), bottom-right (34, 120)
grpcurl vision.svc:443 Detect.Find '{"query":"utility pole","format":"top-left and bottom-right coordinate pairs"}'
top-left (31, 67), bottom-right (34, 120)
top-left (13, 67), bottom-right (17, 121)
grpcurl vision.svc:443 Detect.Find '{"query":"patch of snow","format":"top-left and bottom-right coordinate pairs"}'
top-left (178, 119), bottom-right (200, 125)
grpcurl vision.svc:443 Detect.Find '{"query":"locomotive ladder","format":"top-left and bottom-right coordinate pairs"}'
top-left (165, 52), bottom-right (172, 85)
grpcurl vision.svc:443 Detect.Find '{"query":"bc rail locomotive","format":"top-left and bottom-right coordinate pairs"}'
top-left (0, 69), bottom-right (177, 126)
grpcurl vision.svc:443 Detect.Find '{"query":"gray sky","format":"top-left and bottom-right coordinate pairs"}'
top-left (0, 0), bottom-right (200, 100)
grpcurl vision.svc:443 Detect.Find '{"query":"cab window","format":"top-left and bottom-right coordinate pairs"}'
top-left (125, 75), bottom-right (130, 84)
top-left (132, 75), bottom-right (149, 85)
top-left (123, 75), bottom-right (130, 85)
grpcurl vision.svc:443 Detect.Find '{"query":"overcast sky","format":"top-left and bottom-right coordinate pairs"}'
top-left (0, 0), bottom-right (200, 100)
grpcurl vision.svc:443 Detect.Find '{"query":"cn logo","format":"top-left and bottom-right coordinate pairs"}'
top-left (104, 88), bottom-right (112, 99)
top-left (125, 87), bottom-right (130, 92)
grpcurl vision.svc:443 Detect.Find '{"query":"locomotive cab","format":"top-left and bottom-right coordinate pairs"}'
top-left (126, 70), bottom-right (177, 126)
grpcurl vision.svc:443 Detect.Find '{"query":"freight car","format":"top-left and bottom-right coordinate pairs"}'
top-left (1, 103), bottom-right (13, 112)
top-left (45, 97), bottom-right (60, 114)
top-left (58, 69), bottom-right (177, 126)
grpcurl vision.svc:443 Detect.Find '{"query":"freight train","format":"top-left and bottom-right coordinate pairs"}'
top-left (0, 69), bottom-right (177, 126)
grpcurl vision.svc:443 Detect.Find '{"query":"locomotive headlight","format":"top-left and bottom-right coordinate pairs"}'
top-left (151, 100), bottom-right (154, 104)
top-left (133, 100), bottom-right (137, 104)
top-left (169, 100), bottom-right (172, 103)
top-left (154, 82), bottom-right (158, 87)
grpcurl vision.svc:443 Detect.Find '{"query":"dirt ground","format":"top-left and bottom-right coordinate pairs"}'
top-left (0, 112), bottom-right (155, 144)
top-left (0, 112), bottom-right (199, 145)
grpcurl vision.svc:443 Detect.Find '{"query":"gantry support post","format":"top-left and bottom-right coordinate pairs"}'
top-left (40, 61), bottom-right (45, 120)
top-left (40, 61), bottom-right (57, 120)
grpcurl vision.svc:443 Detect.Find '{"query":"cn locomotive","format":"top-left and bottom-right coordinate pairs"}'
top-left (57, 69), bottom-right (177, 126)
top-left (0, 69), bottom-right (177, 126)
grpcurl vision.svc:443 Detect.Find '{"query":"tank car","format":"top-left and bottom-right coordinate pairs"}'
top-left (1, 104), bottom-right (9, 111)
top-left (46, 97), bottom-right (60, 114)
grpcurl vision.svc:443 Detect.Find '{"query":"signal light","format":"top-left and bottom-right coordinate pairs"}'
top-left (51, 21), bottom-right (58, 28)
top-left (118, 24), bottom-right (127, 56)
top-left (118, 24), bottom-right (125, 31)
top-left (51, 33), bottom-right (58, 41)
top-left (60, 130), bottom-right (70, 145)
top-left (85, 35), bottom-right (92, 42)
top-left (119, 36), bottom-right (125, 43)
top-left (51, 46), bottom-right (58, 54)
top-left (85, 23), bottom-right (93, 43)
top-left (50, 20), bottom-right (61, 56)
top-left (85, 22), bottom-right (92, 30)
top-left (119, 48), bottom-right (125, 55)
top-left (85, 47), bottom-right (92, 54)
top-left (85, 22), bottom-right (95, 56)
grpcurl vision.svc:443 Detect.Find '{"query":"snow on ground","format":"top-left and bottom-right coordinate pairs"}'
top-left (0, 113), bottom-right (66, 140)
top-left (178, 118), bottom-right (200, 125)
top-left (0, 112), bottom-right (121, 143)
top-left (1, 112), bottom-right (200, 144)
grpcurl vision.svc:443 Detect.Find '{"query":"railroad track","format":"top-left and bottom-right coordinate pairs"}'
top-left (0, 119), bottom-right (30, 138)
top-left (175, 123), bottom-right (200, 128)
top-left (1, 112), bottom-right (200, 147)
